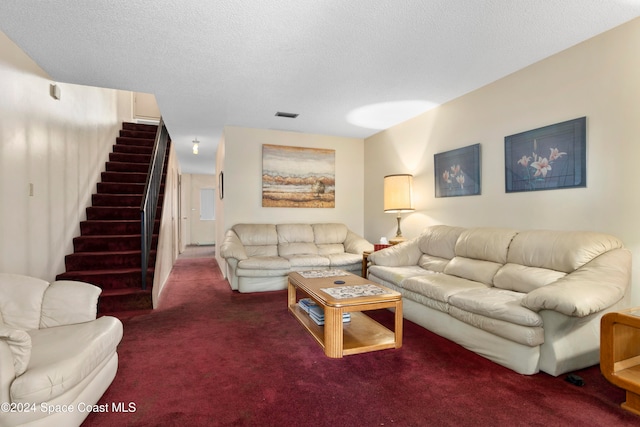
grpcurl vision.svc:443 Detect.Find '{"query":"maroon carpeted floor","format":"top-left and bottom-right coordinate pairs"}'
top-left (82, 256), bottom-right (639, 427)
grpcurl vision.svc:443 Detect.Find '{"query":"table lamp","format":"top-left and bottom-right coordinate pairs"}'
top-left (384, 174), bottom-right (414, 244)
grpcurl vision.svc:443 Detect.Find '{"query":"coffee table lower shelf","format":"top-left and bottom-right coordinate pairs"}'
top-left (289, 303), bottom-right (397, 357)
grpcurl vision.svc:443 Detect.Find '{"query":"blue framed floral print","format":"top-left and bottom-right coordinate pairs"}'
top-left (434, 143), bottom-right (481, 198)
top-left (505, 117), bottom-right (586, 193)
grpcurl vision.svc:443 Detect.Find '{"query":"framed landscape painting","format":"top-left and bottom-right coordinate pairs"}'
top-left (434, 143), bottom-right (481, 198)
top-left (262, 144), bottom-right (335, 208)
top-left (504, 117), bottom-right (586, 193)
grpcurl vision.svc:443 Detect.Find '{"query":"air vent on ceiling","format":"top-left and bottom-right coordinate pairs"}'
top-left (275, 111), bottom-right (299, 118)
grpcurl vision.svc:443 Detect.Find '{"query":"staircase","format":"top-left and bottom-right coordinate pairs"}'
top-left (56, 122), bottom-right (168, 316)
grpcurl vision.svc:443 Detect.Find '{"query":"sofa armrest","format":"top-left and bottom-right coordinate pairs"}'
top-left (522, 248), bottom-right (631, 317)
top-left (343, 231), bottom-right (374, 254)
top-left (0, 326), bottom-right (31, 377)
top-left (39, 280), bottom-right (101, 328)
top-left (0, 340), bottom-right (15, 404)
top-left (368, 238), bottom-right (423, 267)
top-left (220, 230), bottom-right (248, 261)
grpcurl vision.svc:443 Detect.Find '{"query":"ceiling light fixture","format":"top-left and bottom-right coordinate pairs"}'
top-left (275, 111), bottom-right (299, 118)
top-left (192, 138), bottom-right (199, 155)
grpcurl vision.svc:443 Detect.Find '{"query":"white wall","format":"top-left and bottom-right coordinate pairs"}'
top-left (152, 147), bottom-right (180, 307)
top-left (0, 31), bottom-right (132, 282)
top-left (364, 18), bottom-right (640, 305)
top-left (220, 126), bottom-right (366, 235)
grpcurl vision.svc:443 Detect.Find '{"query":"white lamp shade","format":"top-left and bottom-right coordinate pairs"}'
top-left (384, 174), bottom-right (414, 212)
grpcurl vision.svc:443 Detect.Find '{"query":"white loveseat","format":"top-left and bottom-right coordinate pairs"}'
top-left (367, 225), bottom-right (631, 376)
top-left (220, 223), bottom-right (373, 293)
top-left (0, 273), bottom-right (123, 427)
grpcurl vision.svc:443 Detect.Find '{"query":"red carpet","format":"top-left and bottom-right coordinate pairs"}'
top-left (83, 255), bottom-right (639, 426)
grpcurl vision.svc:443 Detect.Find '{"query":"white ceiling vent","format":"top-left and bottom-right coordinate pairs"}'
top-left (275, 112), bottom-right (299, 118)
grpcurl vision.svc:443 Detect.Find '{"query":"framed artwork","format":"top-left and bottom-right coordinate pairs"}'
top-left (262, 144), bottom-right (335, 208)
top-left (434, 143), bottom-right (481, 197)
top-left (218, 171), bottom-right (224, 199)
top-left (504, 117), bottom-right (586, 193)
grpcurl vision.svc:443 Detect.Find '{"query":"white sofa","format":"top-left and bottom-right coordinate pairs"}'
top-left (0, 273), bottom-right (123, 427)
top-left (367, 225), bottom-right (631, 376)
top-left (220, 223), bottom-right (373, 293)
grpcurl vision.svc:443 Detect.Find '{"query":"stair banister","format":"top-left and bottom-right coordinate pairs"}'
top-left (140, 117), bottom-right (169, 290)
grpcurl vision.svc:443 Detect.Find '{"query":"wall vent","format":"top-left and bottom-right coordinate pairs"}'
top-left (275, 111), bottom-right (299, 118)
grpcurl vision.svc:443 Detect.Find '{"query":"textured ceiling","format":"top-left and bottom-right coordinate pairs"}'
top-left (1, 1), bottom-right (639, 174)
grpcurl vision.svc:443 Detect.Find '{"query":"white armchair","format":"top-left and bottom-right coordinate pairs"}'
top-left (0, 273), bottom-right (123, 427)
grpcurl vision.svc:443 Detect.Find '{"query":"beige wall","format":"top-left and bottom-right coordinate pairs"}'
top-left (215, 133), bottom-right (226, 270)
top-left (152, 147), bottom-right (180, 307)
top-left (364, 17), bottom-right (640, 305)
top-left (0, 31), bottom-right (133, 282)
top-left (220, 126), bottom-right (366, 236)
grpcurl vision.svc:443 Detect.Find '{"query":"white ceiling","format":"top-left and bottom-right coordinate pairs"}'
top-left (1, 1), bottom-right (639, 175)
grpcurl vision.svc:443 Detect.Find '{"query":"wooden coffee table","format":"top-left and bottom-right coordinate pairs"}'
top-left (288, 271), bottom-right (402, 358)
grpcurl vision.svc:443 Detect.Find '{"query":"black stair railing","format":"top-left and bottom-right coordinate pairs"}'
top-left (140, 117), bottom-right (169, 290)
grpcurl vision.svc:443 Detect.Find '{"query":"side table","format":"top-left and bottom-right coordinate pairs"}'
top-left (601, 307), bottom-right (640, 415)
top-left (361, 251), bottom-right (371, 277)
top-left (362, 244), bottom-right (394, 277)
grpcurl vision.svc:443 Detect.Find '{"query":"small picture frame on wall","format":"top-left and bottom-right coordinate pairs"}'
top-left (434, 143), bottom-right (481, 198)
top-left (504, 117), bottom-right (586, 193)
top-left (218, 171), bottom-right (224, 199)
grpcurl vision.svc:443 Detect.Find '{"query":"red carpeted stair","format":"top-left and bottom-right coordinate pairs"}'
top-left (56, 122), bottom-right (168, 316)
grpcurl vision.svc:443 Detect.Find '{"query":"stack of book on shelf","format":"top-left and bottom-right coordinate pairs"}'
top-left (298, 298), bottom-right (350, 326)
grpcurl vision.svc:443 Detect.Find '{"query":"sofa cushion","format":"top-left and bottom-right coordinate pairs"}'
top-left (317, 243), bottom-right (345, 255)
top-left (0, 325), bottom-right (31, 376)
top-left (245, 245), bottom-right (278, 257)
top-left (278, 224), bottom-right (318, 257)
top-left (455, 228), bottom-right (518, 264)
top-left (368, 265), bottom-right (428, 287)
top-left (448, 288), bottom-right (542, 327)
top-left (444, 257), bottom-right (502, 285)
top-left (237, 256), bottom-right (289, 270)
top-left (418, 255), bottom-right (450, 272)
top-left (493, 263), bottom-right (567, 293)
top-left (402, 273), bottom-right (489, 304)
top-left (277, 224), bottom-right (314, 243)
top-left (279, 242), bottom-right (319, 257)
top-left (233, 224), bottom-right (278, 246)
top-left (324, 253), bottom-right (361, 267)
top-left (506, 230), bottom-right (624, 273)
top-left (418, 225), bottom-right (465, 259)
top-left (0, 274), bottom-right (49, 330)
top-left (312, 223), bottom-right (348, 244)
top-left (12, 316), bottom-right (123, 404)
top-left (40, 281), bottom-right (101, 328)
top-left (285, 254), bottom-right (330, 268)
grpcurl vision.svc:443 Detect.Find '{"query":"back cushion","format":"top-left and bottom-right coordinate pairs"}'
top-left (418, 255), bottom-right (450, 273)
top-left (0, 274), bottom-right (49, 330)
top-left (312, 223), bottom-right (348, 244)
top-left (454, 228), bottom-right (518, 264)
top-left (444, 257), bottom-right (503, 285)
top-left (277, 224), bottom-right (318, 256)
top-left (317, 244), bottom-right (345, 256)
top-left (233, 224), bottom-right (278, 257)
top-left (418, 225), bottom-right (466, 260)
top-left (233, 224), bottom-right (278, 246)
top-left (493, 263), bottom-right (567, 293)
top-left (506, 230), bottom-right (624, 273)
